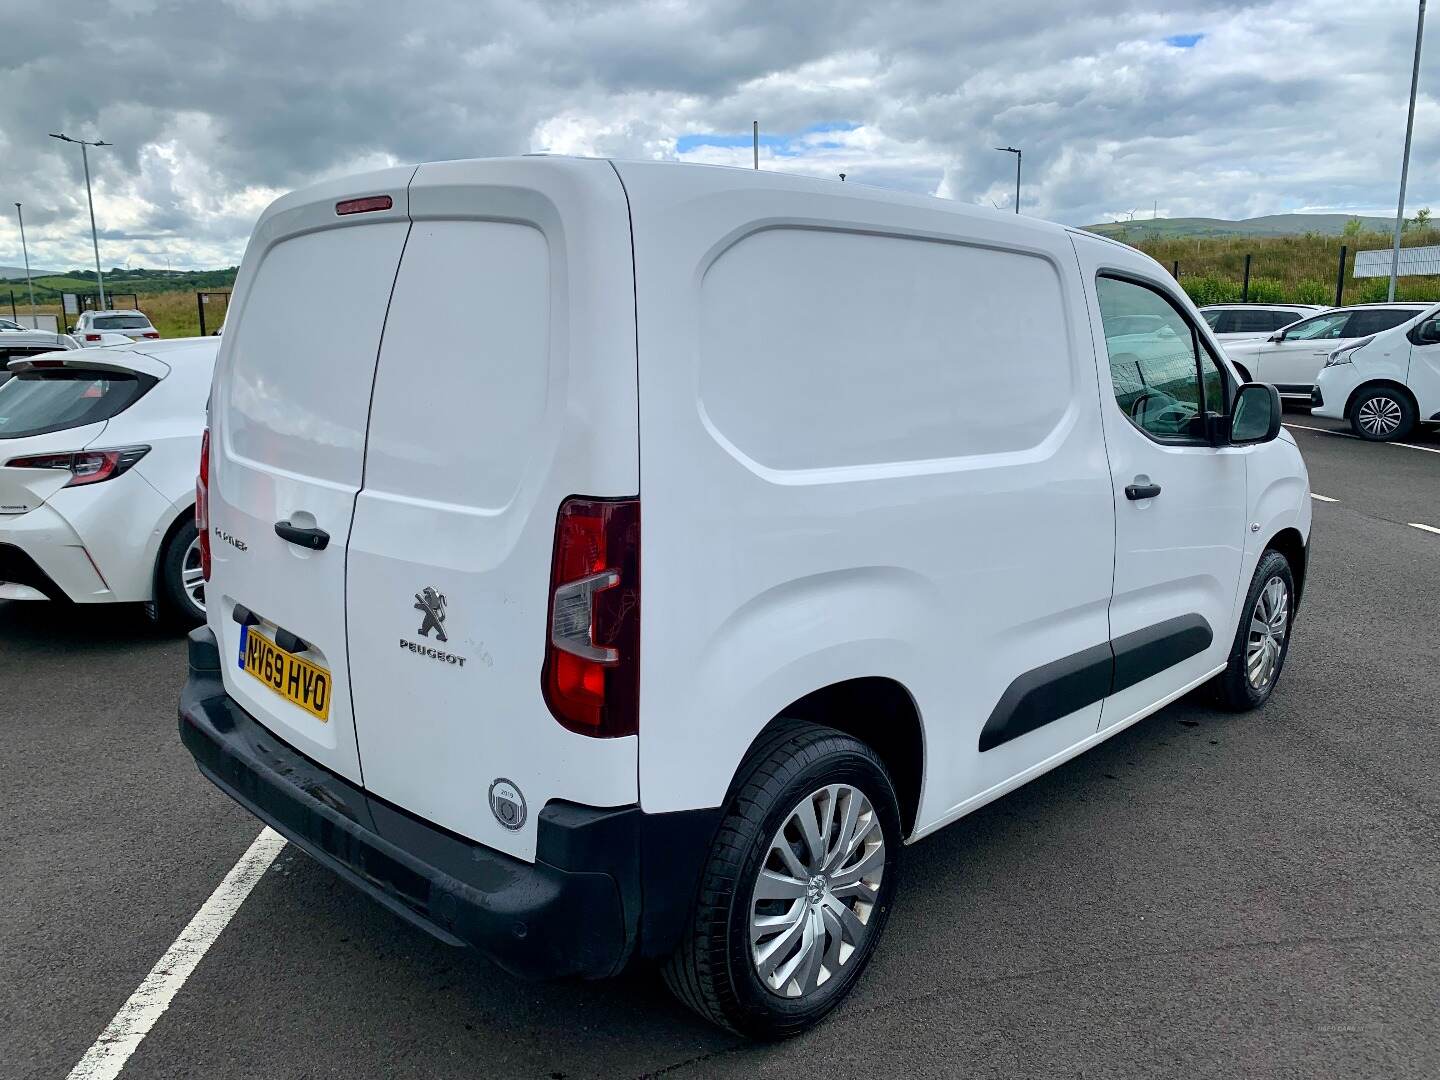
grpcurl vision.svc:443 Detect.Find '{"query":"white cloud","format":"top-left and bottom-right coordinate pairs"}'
top-left (0, 0), bottom-right (1435, 270)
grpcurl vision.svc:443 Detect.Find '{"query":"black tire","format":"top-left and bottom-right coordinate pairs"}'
top-left (1349, 385), bottom-right (1416, 441)
top-left (156, 518), bottom-right (205, 627)
top-left (1209, 549), bottom-right (1295, 712)
top-left (663, 720), bottom-right (902, 1039)
top-left (1233, 363), bottom-right (1252, 383)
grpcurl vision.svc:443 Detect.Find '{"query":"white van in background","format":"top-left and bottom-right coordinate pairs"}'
top-left (1312, 303), bottom-right (1440, 440)
top-left (180, 157), bottom-right (1312, 1038)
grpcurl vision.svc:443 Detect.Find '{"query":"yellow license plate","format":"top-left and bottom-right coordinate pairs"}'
top-left (239, 625), bottom-right (331, 722)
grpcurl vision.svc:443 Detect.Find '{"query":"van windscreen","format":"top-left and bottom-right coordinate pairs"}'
top-left (0, 369), bottom-right (154, 439)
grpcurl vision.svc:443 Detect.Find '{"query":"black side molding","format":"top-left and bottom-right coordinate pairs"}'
top-left (978, 614), bottom-right (1213, 753)
top-left (1110, 614), bottom-right (1212, 695)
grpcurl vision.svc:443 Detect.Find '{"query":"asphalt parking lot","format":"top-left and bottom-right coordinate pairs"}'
top-left (3, 413), bottom-right (1437, 1080)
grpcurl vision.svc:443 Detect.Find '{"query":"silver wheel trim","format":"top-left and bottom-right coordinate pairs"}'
top-left (180, 535), bottom-right (206, 613)
top-left (749, 783), bottom-right (885, 1000)
top-left (1357, 395), bottom-right (1402, 436)
top-left (1245, 575), bottom-right (1289, 691)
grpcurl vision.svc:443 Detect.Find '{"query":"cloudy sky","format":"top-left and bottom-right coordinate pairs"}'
top-left (1, 0), bottom-right (1435, 272)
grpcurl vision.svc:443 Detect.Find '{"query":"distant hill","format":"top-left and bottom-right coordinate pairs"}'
top-left (0, 266), bottom-right (238, 296)
top-left (1085, 214), bottom-right (1397, 240)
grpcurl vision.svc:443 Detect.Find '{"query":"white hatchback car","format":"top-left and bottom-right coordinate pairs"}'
top-left (1312, 303), bottom-right (1440, 440)
top-left (70, 309), bottom-right (160, 346)
top-left (180, 158), bottom-right (1312, 1038)
top-left (1199, 303), bottom-right (1326, 343)
top-left (0, 330), bottom-right (80, 387)
top-left (1223, 303), bottom-right (1428, 402)
top-left (0, 337), bottom-right (217, 621)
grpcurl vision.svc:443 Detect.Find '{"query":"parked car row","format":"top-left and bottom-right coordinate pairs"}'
top-left (1198, 300), bottom-right (1439, 439)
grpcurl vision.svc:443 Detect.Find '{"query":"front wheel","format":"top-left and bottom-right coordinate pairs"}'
top-left (663, 721), bottom-right (902, 1039)
top-left (1350, 386), bottom-right (1415, 441)
top-left (1210, 549), bottom-right (1295, 711)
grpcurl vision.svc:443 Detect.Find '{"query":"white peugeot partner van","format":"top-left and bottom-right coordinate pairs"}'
top-left (180, 157), bottom-right (1312, 1038)
top-left (1311, 302), bottom-right (1440, 440)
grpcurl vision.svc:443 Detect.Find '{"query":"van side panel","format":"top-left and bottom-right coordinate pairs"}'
top-left (344, 158), bottom-right (640, 860)
top-left (617, 162), bottom-right (1116, 832)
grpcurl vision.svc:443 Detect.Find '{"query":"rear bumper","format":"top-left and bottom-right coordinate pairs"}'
top-left (178, 627), bottom-right (718, 980)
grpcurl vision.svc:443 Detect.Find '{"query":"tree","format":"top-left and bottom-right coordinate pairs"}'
top-left (1414, 207), bottom-right (1432, 230)
top-left (1343, 217), bottom-right (1363, 238)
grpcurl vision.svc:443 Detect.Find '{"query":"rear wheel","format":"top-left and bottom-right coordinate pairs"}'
top-left (1210, 549), bottom-right (1295, 711)
top-left (156, 519), bottom-right (205, 627)
top-left (663, 721), bottom-right (901, 1039)
top-left (1350, 386), bottom-right (1415, 441)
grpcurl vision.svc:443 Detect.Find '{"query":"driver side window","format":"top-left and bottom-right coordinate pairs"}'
top-left (1097, 275), bottom-right (1216, 442)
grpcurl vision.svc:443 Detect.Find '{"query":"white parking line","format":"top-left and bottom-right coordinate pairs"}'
top-left (1310, 493), bottom-right (1339, 503)
top-left (1410, 523), bottom-right (1440, 536)
top-left (1285, 422), bottom-right (1440, 454)
top-left (66, 828), bottom-right (287, 1080)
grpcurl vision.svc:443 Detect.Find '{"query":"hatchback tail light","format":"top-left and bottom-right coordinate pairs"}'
top-left (84, 333), bottom-right (101, 342)
top-left (542, 497), bottom-right (640, 738)
top-left (196, 428), bottom-right (211, 581)
top-left (143, 331), bottom-right (159, 339)
top-left (5, 445), bottom-right (150, 487)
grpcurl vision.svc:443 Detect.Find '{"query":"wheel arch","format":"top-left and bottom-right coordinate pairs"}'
top-left (151, 502), bottom-right (197, 594)
top-left (739, 677), bottom-right (925, 836)
top-left (1264, 526), bottom-right (1307, 608)
top-left (1343, 378), bottom-right (1419, 419)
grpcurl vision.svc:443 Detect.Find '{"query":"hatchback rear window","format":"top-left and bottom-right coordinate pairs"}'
top-left (0, 370), bottom-right (155, 439)
top-left (92, 315), bottom-right (152, 330)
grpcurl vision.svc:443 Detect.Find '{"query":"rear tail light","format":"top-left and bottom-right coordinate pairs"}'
top-left (542, 497), bottom-right (640, 738)
top-left (84, 333), bottom-right (101, 342)
top-left (143, 331), bottom-right (159, 339)
top-left (5, 445), bottom-right (151, 487)
top-left (196, 428), bottom-right (211, 581)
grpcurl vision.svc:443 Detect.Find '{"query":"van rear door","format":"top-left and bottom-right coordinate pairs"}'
top-left (343, 157), bottom-right (640, 859)
top-left (207, 167), bottom-right (415, 783)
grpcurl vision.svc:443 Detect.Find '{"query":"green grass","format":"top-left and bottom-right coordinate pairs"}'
top-left (1120, 227), bottom-right (1440, 306)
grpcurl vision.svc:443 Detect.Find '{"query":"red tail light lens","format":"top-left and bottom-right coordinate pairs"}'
top-left (84, 333), bottom-right (101, 342)
top-left (336, 195), bottom-right (393, 216)
top-left (196, 428), bottom-right (211, 581)
top-left (542, 497), bottom-right (640, 738)
top-left (143, 331), bottom-right (159, 339)
top-left (5, 445), bottom-right (150, 486)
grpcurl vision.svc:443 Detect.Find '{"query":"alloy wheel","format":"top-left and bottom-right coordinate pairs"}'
top-left (1245, 575), bottom-right (1289, 691)
top-left (749, 783), bottom-right (886, 1000)
top-left (1356, 395), bottom-right (1403, 437)
top-left (181, 535), bottom-right (207, 614)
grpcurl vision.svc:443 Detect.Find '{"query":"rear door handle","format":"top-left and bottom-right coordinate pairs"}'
top-left (1125, 482), bottom-right (1162, 501)
top-left (274, 520), bottom-right (330, 550)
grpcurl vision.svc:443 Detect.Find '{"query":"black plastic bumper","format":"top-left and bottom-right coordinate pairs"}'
top-left (0, 543), bottom-right (69, 601)
top-left (178, 627), bottom-right (719, 980)
top-left (1310, 386), bottom-right (1324, 408)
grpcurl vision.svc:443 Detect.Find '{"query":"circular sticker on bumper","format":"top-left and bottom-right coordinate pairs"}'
top-left (489, 778), bottom-right (526, 831)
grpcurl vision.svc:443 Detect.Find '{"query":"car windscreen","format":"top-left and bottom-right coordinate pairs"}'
top-left (92, 315), bottom-right (151, 330)
top-left (0, 369), bottom-right (156, 439)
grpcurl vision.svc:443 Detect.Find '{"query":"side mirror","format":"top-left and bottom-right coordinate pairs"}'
top-left (66, 325), bottom-right (75, 334)
top-left (1418, 319), bottom-right (1440, 344)
top-left (1267, 330), bottom-right (1285, 343)
top-left (1230, 383), bottom-right (1283, 445)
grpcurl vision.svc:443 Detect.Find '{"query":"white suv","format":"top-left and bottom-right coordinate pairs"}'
top-left (180, 158), bottom-right (1312, 1038)
top-left (1312, 303), bottom-right (1440, 440)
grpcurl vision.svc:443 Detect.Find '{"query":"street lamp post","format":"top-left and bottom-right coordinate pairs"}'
top-left (48, 132), bottom-right (112, 309)
top-left (13, 203), bottom-right (37, 313)
top-left (995, 146), bottom-right (1022, 214)
top-left (1387, 0), bottom-right (1427, 302)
